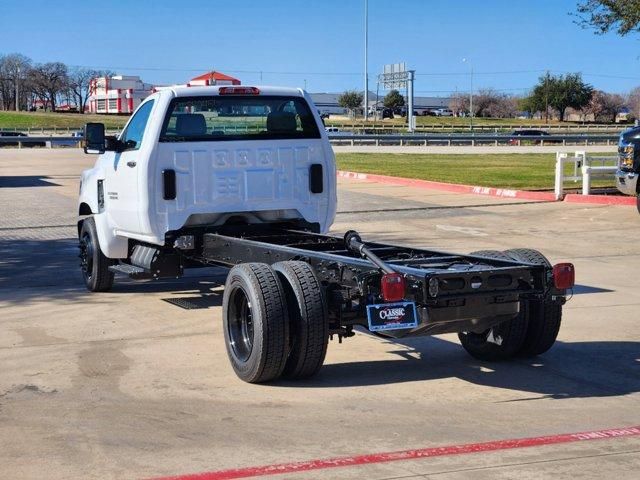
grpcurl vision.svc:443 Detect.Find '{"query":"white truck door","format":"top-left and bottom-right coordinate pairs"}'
top-left (106, 100), bottom-right (155, 233)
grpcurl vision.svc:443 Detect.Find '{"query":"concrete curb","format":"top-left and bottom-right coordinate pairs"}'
top-left (337, 170), bottom-right (557, 201)
top-left (564, 193), bottom-right (638, 206)
top-left (337, 170), bottom-right (637, 206)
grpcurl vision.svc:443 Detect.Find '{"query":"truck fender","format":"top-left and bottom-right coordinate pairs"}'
top-left (78, 214), bottom-right (128, 259)
top-left (78, 168), bottom-right (103, 215)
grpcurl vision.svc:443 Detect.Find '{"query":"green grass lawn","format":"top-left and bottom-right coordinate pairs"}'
top-left (326, 116), bottom-right (628, 132)
top-left (329, 116), bottom-right (555, 127)
top-left (336, 152), bottom-right (616, 190)
top-left (0, 111), bottom-right (128, 130)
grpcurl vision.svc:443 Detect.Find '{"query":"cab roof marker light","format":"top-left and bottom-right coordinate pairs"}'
top-left (219, 87), bottom-right (260, 95)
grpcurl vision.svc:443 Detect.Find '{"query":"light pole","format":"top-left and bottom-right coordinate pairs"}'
top-left (363, 0), bottom-right (369, 121)
top-left (462, 58), bottom-right (473, 131)
top-left (15, 66), bottom-right (20, 112)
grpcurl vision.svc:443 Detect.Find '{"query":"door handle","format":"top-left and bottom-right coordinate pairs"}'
top-left (127, 161), bottom-right (137, 168)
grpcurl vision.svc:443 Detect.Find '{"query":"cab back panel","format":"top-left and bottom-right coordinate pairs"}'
top-left (152, 139), bottom-right (331, 233)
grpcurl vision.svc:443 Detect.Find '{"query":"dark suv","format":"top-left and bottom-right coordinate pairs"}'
top-left (508, 129), bottom-right (551, 145)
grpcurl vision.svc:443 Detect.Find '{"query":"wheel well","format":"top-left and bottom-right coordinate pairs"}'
top-left (79, 202), bottom-right (93, 215)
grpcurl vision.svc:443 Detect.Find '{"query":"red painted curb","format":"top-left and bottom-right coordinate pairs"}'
top-left (151, 426), bottom-right (640, 480)
top-left (337, 170), bottom-right (557, 201)
top-left (338, 170), bottom-right (638, 205)
top-left (564, 193), bottom-right (638, 206)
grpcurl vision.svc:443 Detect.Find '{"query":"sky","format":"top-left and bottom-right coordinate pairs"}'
top-left (1, 0), bottom-right (639, 96)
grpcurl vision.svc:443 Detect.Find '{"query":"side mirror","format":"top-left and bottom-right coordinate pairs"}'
top-left (84, 123), bottom-right (105, 154)
top-left (105, 136), bottom-right (121, 152)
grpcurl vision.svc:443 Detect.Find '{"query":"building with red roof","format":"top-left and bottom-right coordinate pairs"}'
top-left (189, 71), bottom-right (241, 87)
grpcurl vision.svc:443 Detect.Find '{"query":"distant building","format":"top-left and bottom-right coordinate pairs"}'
top-left (188, 71), bottom-right (241, 86)
top-left (87, 75), bottom-right (154, 114)
top-left (309, 92), bottom-right (452, 116)
top-left (87, 72), bottom-right (242, 114)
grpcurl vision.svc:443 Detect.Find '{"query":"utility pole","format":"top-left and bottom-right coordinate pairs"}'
top-left (363, 0), bottom-right (369, 121)
top-left (469, 67), bottom-right (473, 131)
top-left (544, 70), bottom-right (549, 123)
top-left (462, 58), bottom-right (473, 131)
top-left (15, 66), bottom-right (20, 112)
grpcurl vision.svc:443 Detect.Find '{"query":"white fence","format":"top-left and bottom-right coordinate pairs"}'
top-left (554, 151), bottom-right (618, 199)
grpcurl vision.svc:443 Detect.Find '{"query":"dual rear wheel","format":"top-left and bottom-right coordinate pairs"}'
top-left (458, 249), bottom-right (563, 361)
top-left (222, 261), bottom-right (329, 383)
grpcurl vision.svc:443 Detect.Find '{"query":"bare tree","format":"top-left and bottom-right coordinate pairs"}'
top-left (30, 62), bottom-right (69, 111)
top-left (628, 87), bottom-right (640, 120)
top-left (449, 93), bottom-right (469, 117)
top-left (68, 68), bottom-right (113, 113)
top-left (470, 89), bottom-right (517, 118)
top-left (0, 53), bottom-right (32, 110)
top-left (602, 92), bottom-right (627, 122)
top-left (584, 90), bottom-right (626, 122)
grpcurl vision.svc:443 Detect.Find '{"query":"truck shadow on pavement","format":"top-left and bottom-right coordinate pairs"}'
top-left (0, 237), bottom-right (227, 305)
top-left (0, 175), bottom-right (61, 188)
top-left (292, 335), bottom-right (640, 399)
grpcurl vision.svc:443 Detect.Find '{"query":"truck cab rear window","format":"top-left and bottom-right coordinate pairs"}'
top-left (159, 95), bottom-right (320, 142)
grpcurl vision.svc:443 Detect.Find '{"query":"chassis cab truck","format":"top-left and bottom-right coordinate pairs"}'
top-left (78, 85), bottom-right (575, 383)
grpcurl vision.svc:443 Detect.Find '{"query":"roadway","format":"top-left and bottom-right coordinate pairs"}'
top-left (332, 145), bottom-right (618, 154)
top-left (0, 149), bottom-right (638, 479)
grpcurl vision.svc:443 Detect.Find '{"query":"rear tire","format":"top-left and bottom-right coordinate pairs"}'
top-left (273, 261), bottom-right (329, 379)
top-left (458, 250), bottom-right (529, 361)
top-left (79, 217), bottom-right (114, 292)
top-left (504, 248), bottom-right (562, 357)
top-left (223, 263), bottom-right (289, 383)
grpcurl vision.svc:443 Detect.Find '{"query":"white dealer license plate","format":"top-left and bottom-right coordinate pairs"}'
top-left (366, 302), bottom-right (418, 332)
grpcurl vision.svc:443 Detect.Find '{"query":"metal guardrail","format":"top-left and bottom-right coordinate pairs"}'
top-left (0, 136), bottom-right (83, 149)
top-left (0, 133), bottom-right (621, 149)
top-left (0, 127), bottom-right (122, 135)
top-left (328, 133), bottom-right (619, 146)
top-left (554, 151), bottom-right (618, 198)
top-left (326, 123), bottom-right (626, 132)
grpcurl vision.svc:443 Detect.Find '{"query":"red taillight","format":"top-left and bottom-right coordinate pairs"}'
top-left (218, 86), bottom-right (260, 95)
top-left (553, 263), bottom-right (575, 290)
top-left (381, 272), bottom-right (406, 302)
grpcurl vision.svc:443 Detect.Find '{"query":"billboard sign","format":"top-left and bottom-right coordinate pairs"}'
top-left (379, 63), bottom-right (409, 89)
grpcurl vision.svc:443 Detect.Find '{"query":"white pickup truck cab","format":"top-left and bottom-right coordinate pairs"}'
top-left (79, 85), bottom-right (336, 277)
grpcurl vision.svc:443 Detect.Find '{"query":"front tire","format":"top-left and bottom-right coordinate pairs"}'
top-left (223, 263), bottom-right (289, 383)
top-left (273, 261), bottom-right (329, 380)
top-left (458, 250), bottom-right (529, 361)
top-left (79, 217), bottom-right (114, 292)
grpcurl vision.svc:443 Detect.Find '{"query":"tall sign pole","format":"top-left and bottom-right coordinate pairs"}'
top-left (364, 0), bottom-right (369, 121)
top-left (407, 70), bottom-right (415, 132)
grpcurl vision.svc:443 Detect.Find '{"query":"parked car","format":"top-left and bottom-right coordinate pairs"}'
top-left (0, 131), bottom-right (45, 148)
top-left (0, 131), bottom-right (27, 147)
top-left (397, 107), bottom-right (418, 117)
top-left (434, 108), bottom-right (453, 117)
top-left (508, 129), bottom-right (552, 145)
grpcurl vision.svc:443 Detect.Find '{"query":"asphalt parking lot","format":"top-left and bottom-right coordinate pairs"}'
top-left (0, 149), bottom-right (639, 479)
